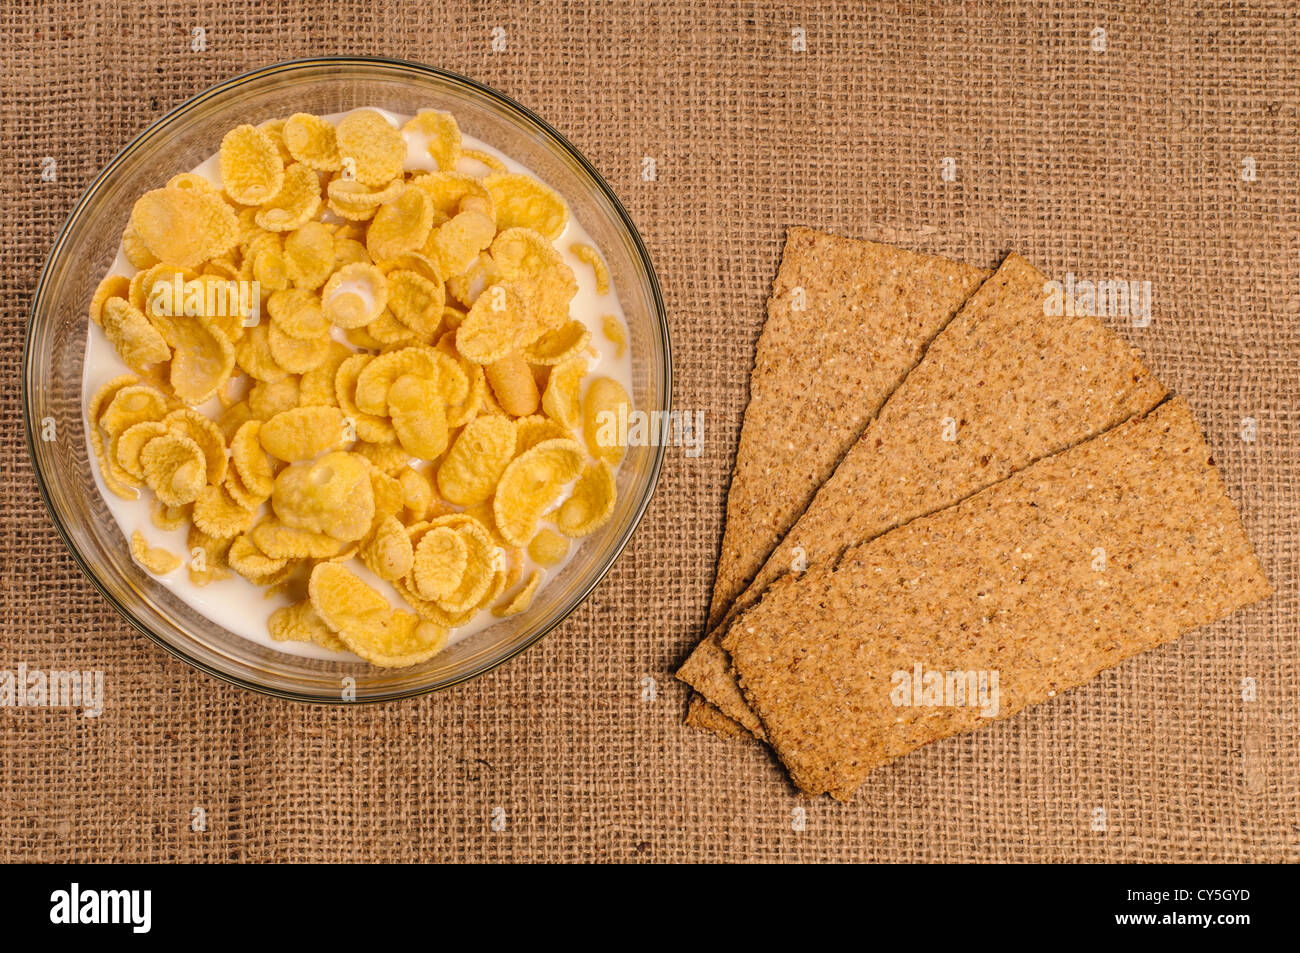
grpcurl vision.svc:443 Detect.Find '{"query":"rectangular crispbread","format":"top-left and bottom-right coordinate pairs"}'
top-left (684, 694), bottom-right (758, 743)
top-left (722, 398), bottom-right (1271, 800)
top-left (702, 228), bottom-right (988, 631)
top-left (682, 253), bottom-right (1168, 737)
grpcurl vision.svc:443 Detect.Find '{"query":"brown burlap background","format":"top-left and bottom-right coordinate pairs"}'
top-left (1, 1), bottom-right (1296, 862)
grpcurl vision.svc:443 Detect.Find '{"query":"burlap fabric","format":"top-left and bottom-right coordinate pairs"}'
top-left (1, 1), bottom-right (1295, 862)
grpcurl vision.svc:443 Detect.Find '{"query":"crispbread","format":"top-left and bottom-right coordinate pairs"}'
top-left (705, 228), bottom-right (988, 631)
top-left (684, 693), bottom-right (757, 743)
top-left (723, 398), bottom-right (1271, 800)
top-left (681, 253), bottom-right (1168, 736)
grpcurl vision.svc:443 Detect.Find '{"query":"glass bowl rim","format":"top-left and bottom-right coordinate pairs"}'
top-left (22, 55), bottom-right (672, 704)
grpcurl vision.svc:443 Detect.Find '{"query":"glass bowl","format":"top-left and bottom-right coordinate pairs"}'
top-left (24, 57), bottom-right (670, 703)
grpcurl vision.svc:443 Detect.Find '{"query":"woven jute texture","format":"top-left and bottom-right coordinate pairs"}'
top-left (2, 1), bottom-right (1296, 862)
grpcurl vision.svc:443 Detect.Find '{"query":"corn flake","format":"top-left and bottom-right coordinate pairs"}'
top-left (398, 466), bottom-right (433, 520)
top-left (255, 162), bottom-right (322, 232)
top-left (514, 414), bottom-right (572, 454)
top-left (492, 437), bottom-right (585, 546)
top-left (524, 319), bottom-right (591, 366)
top-left (268, 600), bottom-right (347, 652)
top-left (283, 113), bottom-right (343, 172)
top-left (335, 109), bottom-right (405, 187)
top-left (164, 407), bottom-right (228, 485)
top-left (256, 118), bottom-right (294, 165)
top-left (299, 341), bottom-right (352, 407)
top-left (353, 345), bottom-right (439, 415)
top-left (461, 148), bottom-right (508, 174)
top-left (283, 221), bottom-right (336, 289)
top-left (483, 352), bottom-right (539, 417)
top-left (360, 514), bottom-right (414, 582)
top-left (454, 281), bottom-right (546, 365)
top-left (272, 450), bottom-right (374, 541)
top-left (541, 355), bottom-right (588, 430)
top-left (322, 262), bottom-right (388, 329)
top-left (570, 242), bottom-right (610, 295)
top-left (252, 519), bottom-right (345, 559)
top-left (259, 405), bottom-right (346, 462)
top-left (130, 187), bottom-right (240, 269)
top-left (90, 274), bottom-right (131, 327)
top-left (353, 440), bottom-right (411, 475)
top-left (557, 459), bottom-right (616, 538)
top-left (326, 177), bottom-right (404, 221)
top-left (582, 376), bottom-right (631, 465)
top-left (267, 323), bottom-right (330, 374)
top-left (248, 376), bottom-right (302, 421)
top-left (335, 353), bottom-right (395, 443)
top-left (429, 520), bottom-right (495, 613)
top-left (404, 109), bottom-right (462, 171)
top-left (436, 415), bottom-right (517, 506)
top-left (102, 297), bottom-right (171, 372)
top-left (169, 316), bottom-right (237, 404)
top-left (141, 433), bottom-right (207, 506)
top-left (428, 209), bottom-right (496, 279)
top-left (130, 531), bottom-right (181, 575)
top-left (191, 484), bottom-right (255, 538)
top-left (493, 568), bottom-right (542, 617)
top-left (484, 172), bottom-right (569, 240)
top-left (234, 323), bottom-right (290, 383)
top-left (230, 420), bottom-right (275, 499)
top-left (389, 374), bottom-right (449, 460)
top-left (219, 124), bottom-right (286, 206)
top-left (150, 498), bottom-right (191, 531)
top-left (386, 268), bottom-right (445, 338)
top-left (227, 533), bottom-right (289, 583)
top-left (367, 186), bottom-right (434, 262)
top-left (412, 523), bottom-right (468, 602)
top-left (115, 420), bottom-right (169, 480)
top-left (98, 383), bottom-right (169, 437)
top-left (528, 527), bottom-right (570, 566)
top-left (341, 606), bottom-right (448, 668)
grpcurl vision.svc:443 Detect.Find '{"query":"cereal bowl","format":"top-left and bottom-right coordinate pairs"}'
top-left (24, 57), bottom-right (670, 702)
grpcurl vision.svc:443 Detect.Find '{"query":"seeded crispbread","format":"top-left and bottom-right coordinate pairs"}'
top-left (703, 228), bottom-right (988, 632)
top-left (681, 252), bottom-right (1168, 737)
top-left (723, 398), bottom-right (1271, 800)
